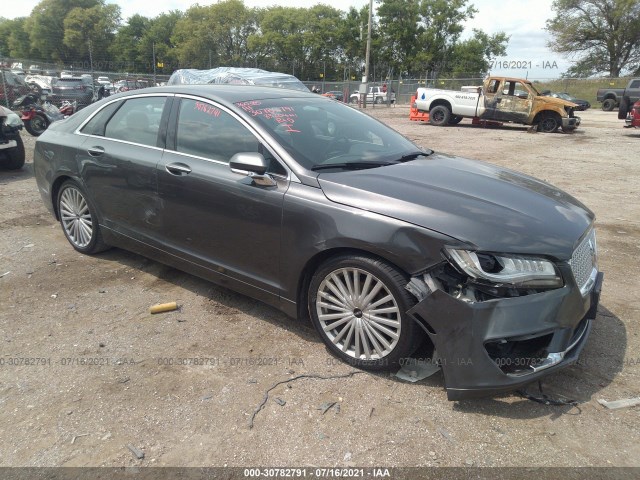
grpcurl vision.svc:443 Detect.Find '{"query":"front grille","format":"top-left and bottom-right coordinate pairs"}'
top-left (570, 229), bottom-right (597, 295)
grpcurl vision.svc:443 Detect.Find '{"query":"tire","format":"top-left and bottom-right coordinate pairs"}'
top-left (429, 105), bottom-right (451, 126)
top-left (0, 134), bottom-right (25, 170)
top-left (308, 254), bottom-right (421, 371)
top-left (374, 96), bottom-right (383, 104)
top-left (448, 115), bottom-right (463, 125)
top-left (350, 96), bottom-right (359, 105)
top-left (538, 113), bottom-right (560, 133)
top-left (618, 96), bottom-right (630, 120)
top-left (601, 98), bottom-right (616, 111)
top-left (24, 113), bottom-right (49, 137)
top-left (57, 180), bottom-right (110, 254)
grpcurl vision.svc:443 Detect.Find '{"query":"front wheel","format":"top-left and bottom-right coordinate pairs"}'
top-left (538, 113), bottom-right (560, 133)
top-left (308, 255), bottom-right (421, 370)
top-left (0, 134), bottom-right (25, 170)
top-left (57, 180), bottom-right (110, 254)
top-left (24, 113), bottom-right (49, 136)
top-left (429, 105), bottom-right (451, 126)
top-left (374, 96), bottom-right (383, 104)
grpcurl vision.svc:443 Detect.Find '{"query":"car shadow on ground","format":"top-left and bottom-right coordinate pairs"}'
top-left (94, 247), bottom-right (321, 344)
top-left (623, 132), bottom-right (640, 138)
top-left (418, 122), bottom-right (587, 135)
top-left (450, 305), bottom-right (627, 418)
top-left (94, 248), bottom-right (626, 418)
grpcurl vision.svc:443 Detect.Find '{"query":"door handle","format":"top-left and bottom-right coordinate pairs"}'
top-left (165, 162), bottom-right (192, 175)
top-left (87, 146), bottom-right (105, 157)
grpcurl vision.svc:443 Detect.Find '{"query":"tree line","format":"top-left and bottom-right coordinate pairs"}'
top-left (0, 0), bottom-right (509, 80)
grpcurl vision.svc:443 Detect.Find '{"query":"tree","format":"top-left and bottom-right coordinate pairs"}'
top-left (547, 0), bottom-right (640, 77)
top-left (111, 14), bottom-right (151, 70)
top-left (63, 3), bottom-right (121, 68)
top-left (0, 18), bottom-right (33, 59)
top-left (25, 0), bottom-right (101, 63)
top-left (172, 0), bottom-right (258, 69)
top-left (450, 29), bottom-right (509, 77)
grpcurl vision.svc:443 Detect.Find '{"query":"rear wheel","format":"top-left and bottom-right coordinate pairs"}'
top-left (0, 134), bottom-right (25, 170)
top-left (57, 180), bottom-right (110, 254)
top-left (538, 113), bottom-right (560, 133)
top-left (601, 98), bottom-right (615, 111)
top-left (429, 105), bottom-right (451, 126)
top-left (24, 113), bottom-right (49, 136)
top-left (308, 255), bottom-right (421, 371)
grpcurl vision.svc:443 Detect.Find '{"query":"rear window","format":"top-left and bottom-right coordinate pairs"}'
top-left (53, 79), bottom-right (85, 86)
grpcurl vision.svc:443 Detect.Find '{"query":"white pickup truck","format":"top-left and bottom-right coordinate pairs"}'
top-left (350, 86), bottom-right (396, 105)
top-left (414, 76), bottom-right (581, 133)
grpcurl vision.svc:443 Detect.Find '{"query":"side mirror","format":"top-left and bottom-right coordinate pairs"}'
top-left (229, 152), bottom-right (277, 187)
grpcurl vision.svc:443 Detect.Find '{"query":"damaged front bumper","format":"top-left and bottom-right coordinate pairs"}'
top-left (562, 116), bottom-right (581, 129)
top-left (407, 266), bottom-right (603, 400)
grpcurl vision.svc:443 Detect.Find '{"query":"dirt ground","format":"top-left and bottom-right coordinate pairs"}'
top-left (1, 107), bottom-right (639, 469)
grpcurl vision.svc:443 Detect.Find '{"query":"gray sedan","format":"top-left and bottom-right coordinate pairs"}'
top-left (34, 85), bottom-right (602, 400)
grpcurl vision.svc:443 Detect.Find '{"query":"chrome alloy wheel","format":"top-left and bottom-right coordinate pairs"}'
top-left (59, 187), bottom-right (93, 248)
top-left (315, 268), bottom-right (401, 360)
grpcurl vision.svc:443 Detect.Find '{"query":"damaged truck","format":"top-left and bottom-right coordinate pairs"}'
top-left (415, 76), bottom-right (581, 133)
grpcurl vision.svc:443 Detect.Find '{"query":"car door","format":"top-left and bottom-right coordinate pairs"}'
top-left (157, 95), bottom-right (290, 298)
top-left (491, 80), bottom-right (533, 123)
top-left (78, 94), bottom-right (170, 243)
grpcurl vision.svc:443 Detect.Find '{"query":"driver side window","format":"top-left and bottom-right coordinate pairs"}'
top-left (176, 98), bottom-right (259, 163)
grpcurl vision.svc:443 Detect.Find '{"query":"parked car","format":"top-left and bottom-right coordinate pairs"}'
top-left (616, 79), bottom-right (640, 120)
top-left (33, 85), bottom-right (602, 400)
top-left (50, 77), bottom-right (94, 109)
top-left (322, 90), bottom-right (345, 102)
top-left (25, 74), bottom-right (53, 96)
top-left (596, 79), bottom-right (639, 111)
top-left (542, 91), bottom-right (590, 111)
top-left (623, 100), bottom-right (640, 128)
top-left (415, 76), bottom-right (581, 133)
top-left (114, 79), bottom-right (150, 92)
top-left (350, 85), bottom-right (396, 104)
top-left (0, 105), bottom-right (25, 169)
top-left (0, 68), bottom-right (31, 108)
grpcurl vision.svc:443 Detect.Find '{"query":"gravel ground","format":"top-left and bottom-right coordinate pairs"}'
top-left (0, 107), bottom-right (639, 468)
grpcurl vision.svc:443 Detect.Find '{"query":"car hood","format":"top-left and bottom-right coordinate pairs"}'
top-left (538, 95), bottom-right (577, 109)
top-left (317, 154), bottom-right (594, 259)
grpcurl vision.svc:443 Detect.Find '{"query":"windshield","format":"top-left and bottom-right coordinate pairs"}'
top-left (235, 97), bottom-right (422, 171)
top-left (526, 82), bottom-right (540, 96)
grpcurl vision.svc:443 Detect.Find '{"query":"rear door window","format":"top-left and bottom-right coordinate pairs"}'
top-left (103, 96), bottom-right (167, 147)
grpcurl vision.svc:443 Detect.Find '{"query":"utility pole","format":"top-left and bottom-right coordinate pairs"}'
top-left (362, 0), bottom-right (373, 109)
top-left (153, 42), bottom-right (157, 85)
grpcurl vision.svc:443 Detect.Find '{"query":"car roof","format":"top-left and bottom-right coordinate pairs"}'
top-left (116, 84), bottom-right (316, 104)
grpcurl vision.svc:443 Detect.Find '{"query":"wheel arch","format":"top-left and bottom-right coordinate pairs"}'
top-left (295, 247), bottom-right (409, 322)
top-left (532, 109), bottom-right (561, 124)
top-left (51, 174), bottom-right (83, 220)
top-left (428, 99), bottom-right (452, 112)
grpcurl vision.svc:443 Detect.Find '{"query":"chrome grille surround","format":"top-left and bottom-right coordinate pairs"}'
top-left (570, 229), bottom-right (598, 296)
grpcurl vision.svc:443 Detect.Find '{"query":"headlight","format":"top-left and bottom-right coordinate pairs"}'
top-left (5, 112), bottom-right (24, 128)
top-left (446, 248), bottom-right (563, 288)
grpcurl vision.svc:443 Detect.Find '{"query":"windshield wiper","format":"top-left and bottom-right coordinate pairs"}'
top-left (399, 150), bottom-right (433, 161)
top-left (311, 161), bottom-right (397, 172)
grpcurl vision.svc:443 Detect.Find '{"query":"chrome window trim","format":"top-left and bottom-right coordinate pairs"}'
top-left (74, 92), bottom-right (174, 136)
top-left (174, 94), bottom-right (296, 183)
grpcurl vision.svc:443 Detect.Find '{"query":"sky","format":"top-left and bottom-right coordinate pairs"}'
top-left (4, 0), bottom-right (569, 79)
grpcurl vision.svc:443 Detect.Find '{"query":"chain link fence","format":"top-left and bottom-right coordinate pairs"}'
top-left (3, 56), bottom-right (634, 110)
